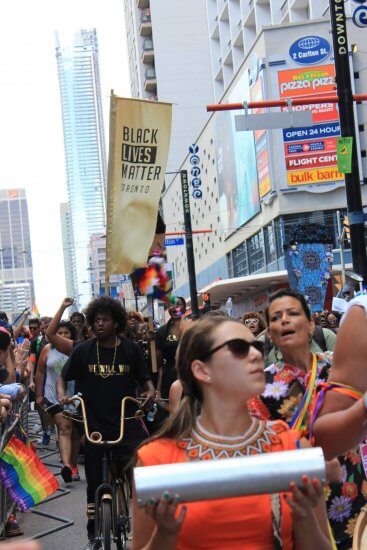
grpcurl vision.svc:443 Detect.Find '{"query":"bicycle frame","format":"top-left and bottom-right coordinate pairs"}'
top-left (68, 394), bottom-right (144, 547)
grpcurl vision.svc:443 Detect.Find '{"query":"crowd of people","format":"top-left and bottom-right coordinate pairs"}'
top-left (1, 290), bottom-right (367, 549)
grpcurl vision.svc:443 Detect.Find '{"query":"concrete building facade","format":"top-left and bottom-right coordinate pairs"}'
top-left (0, 189), bottom-right (35, 321)
top-left (163, 16), bottom-right (367, 313)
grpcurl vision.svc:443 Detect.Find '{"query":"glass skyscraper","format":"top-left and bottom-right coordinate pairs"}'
top-left (0, 189), bottom-right (35, 321)
top-left (55, 29), bottom-right (106, 308)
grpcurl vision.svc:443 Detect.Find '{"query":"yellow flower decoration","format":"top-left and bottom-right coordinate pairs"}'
top-left (345, 514), bottom-right (358, 537)
top-left (278, 394), bottom-right (302, 422)
top-left (324, 485), bottom-right (331, 501)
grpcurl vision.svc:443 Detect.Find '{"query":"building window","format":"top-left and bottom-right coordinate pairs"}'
top-left (248, 232), bottom-right (265, 273)
top-left (232, 241), bottom-right (249, 277)
top-left (264, 224), bottom-right (277, 265)
top-left (227, 252), bottom-right (234, 278)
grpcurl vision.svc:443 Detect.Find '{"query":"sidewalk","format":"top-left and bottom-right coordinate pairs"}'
top-left (16, 413), bottom-right (89, 550)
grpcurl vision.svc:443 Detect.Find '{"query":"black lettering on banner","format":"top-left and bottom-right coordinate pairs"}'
top-left (121, 126), bottom-right (159, 144)
top-left (121, 144), bottom-right (157, 164)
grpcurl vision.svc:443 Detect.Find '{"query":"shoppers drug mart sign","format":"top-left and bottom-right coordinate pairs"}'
top-left (289, 36), bottom-right (331, 65)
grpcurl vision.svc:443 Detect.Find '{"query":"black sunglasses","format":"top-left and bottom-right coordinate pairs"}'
top-left (202, 338), bottom-right (264, 361)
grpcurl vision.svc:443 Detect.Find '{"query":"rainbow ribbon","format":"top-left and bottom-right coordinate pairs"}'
top-left (289, 353), bottom-right (318, 435)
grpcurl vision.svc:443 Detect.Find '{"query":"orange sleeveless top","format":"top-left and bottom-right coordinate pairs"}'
top-left (138, 418), bottom-right (298, 550)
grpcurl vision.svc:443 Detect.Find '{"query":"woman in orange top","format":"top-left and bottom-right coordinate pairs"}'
top-left (132, 316), bottom-right (331, 550)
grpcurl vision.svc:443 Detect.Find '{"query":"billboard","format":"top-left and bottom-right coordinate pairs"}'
top-left (215, 72), bottom-right (260, 236)
top-left (278, 64), bottom-right (344, 189)
top-left (250, 76), bottom-right (271, 199)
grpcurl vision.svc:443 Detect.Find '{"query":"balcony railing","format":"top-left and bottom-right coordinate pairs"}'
top-left (140, 8), bottom-right (152, 35)
top-left (142, 39), bottom-right (154, 63)
top-left (137, 0), bottom-right (149, 8)
top-left (145, 67), bottom-right (157, 91)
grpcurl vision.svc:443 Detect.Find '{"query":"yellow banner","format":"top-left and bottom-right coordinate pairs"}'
top-left (106, 95), bottom-right (172, 275)
top-left (287, 166), bottom-right (344, 186)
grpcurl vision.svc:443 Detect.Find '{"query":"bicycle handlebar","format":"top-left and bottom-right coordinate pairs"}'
top-left (68, 394), bottom-right (145, 446)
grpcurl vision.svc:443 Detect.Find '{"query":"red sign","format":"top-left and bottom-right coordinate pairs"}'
top-left (286, 151), bottom-right (337, 170)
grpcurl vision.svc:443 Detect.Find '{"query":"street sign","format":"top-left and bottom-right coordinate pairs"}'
top-left (165, 237), bottom-right (185, 247)
top-left (352, 5), bottom-right (367, 26)
top-left (289, 36), bottom-right (331, 65)
top-left (235, 110), bottom-right (313, 131)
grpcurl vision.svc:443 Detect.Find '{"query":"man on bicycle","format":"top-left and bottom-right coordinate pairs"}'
top-left (59, 296), bottom-right (155, 550)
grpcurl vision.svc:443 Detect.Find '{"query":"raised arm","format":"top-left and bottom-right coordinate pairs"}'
top-left (46, 298), bottom-right (74, 355)
top-left (313, 298), bottom-right (367, 459)
top-left (13, 309), bottom-right (30, 339)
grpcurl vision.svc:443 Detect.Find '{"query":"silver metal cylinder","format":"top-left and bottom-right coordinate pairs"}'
top-left (134, 447), bottom-right (326, 507)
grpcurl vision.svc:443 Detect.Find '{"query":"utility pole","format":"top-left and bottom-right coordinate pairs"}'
top-left (180, 170), bottom-right (199, 318)
top-left (329, 0), bottom-right (367, 283)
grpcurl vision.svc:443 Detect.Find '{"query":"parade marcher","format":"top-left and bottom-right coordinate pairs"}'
top-left (132, 315), bottom-right (332, 550)
top-left (46, 298), bottom-right (77, 356)
top-left (155, 297), bottom-right (186, 399)
top-left (35, 320), bottom-right (80, 482)
top-left (312, 294), bottom-right (367, 459)
top-left (59, 296), bottom-right (155, 550)
top-left (70, 311), bottom-right (86, 341)
top-left (241, 311), bottom-right (266, 337)
top-left (28, 317), bottom-right (50, 444)
top-left (253, 288), bottom-right (365, 549)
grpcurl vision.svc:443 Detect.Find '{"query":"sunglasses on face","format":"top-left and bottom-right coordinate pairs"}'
top-left (328, 319), bottom-right (337, 325)
top-left (202, 338), bottom-right (264, 361)
top-left (244, 318), bottom-right (260, 325)
top-left (317, 317), bottom-right (326, 323)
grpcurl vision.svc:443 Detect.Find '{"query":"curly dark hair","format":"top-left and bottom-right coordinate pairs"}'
top-left (57, 320), bottom-right (77, 341)
top-left (85, 296), bottom-right (127, 333)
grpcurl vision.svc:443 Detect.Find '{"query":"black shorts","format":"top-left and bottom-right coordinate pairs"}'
top-left (43, 398), bottom-right (64, 416)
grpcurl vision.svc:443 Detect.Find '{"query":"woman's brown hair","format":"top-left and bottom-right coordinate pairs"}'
top-left (145, 315), bottom-right (241, 443)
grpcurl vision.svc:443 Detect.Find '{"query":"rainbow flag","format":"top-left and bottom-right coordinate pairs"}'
top-left (32, 304), bottom-right (40, 318)
top-left (0, 436), bottom-right (59, 511)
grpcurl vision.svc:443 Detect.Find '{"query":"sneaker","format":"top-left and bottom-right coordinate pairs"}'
top-left (71, 466), bottom-right (80, 481)
top-left (61, 465), bottom-right (72, 483)
top-left (5, 514), bottom-right (23, 538)
top-left (38, 431), bottom-right (51, 446)
top-left (83, 539), bottom-right (102, 550)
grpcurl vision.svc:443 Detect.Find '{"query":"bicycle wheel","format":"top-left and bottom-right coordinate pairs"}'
top-left (115, 475), bottom-right (131, 550)
top-left (100, 499), bottom-right (112, 550)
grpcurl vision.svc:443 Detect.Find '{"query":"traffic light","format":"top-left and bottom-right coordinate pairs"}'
top-left (203, 292), bottom-right (211, 311)
top-left (343, 216), bottom-right (351, 241)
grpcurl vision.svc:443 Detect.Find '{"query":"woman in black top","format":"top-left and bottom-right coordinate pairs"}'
top-left (155, 297), bottom-right (186, 399)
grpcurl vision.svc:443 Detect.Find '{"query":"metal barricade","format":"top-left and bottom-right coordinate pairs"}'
top-left (0, 382), bottom-right (29, 539)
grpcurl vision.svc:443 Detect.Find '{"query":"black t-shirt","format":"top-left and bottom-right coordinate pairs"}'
top-left (155, 321), bottom-right (180, 399)
top-left (61, 336), bottom-right (151, 440)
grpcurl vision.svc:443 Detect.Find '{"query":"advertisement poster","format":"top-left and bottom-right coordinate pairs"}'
top-left (250, 77), bottom-right (271, 199)
top-left (215, 72), bottom-right (259, 236)
top-left (278, 64), bottom-right (344, 189)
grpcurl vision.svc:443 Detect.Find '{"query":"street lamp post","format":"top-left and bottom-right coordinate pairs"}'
top-left (180, 170), bottom-right (200, 319)
top-left (329, 0), bottom-right (367, 283)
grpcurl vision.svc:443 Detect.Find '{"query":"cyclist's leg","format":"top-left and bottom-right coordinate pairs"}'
top-left (84, 440), bottom-right (104, 540)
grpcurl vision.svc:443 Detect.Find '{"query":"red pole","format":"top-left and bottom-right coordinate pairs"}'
top-left (207, 94), bottom-right (367, 112)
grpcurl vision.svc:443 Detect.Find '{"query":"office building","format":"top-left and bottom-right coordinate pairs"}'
top-left (55, 29), bottom-right (107, 308)
top-left (162, 13), bottom-right (367, 314)
top-left (0, 189), bottom-right (35, 321)
top-left (60, 202), bottom-right (77, 300)
top-left (124, 0), bottom-right (215, 176)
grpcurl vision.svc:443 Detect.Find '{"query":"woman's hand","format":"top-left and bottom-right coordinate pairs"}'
top-left (58, 395), bottom-right (70, 405)
top-left (61, 297), bottom-right (74, 309)
top-left (285, 476), bottom-right (324, 519)
top-left (144, 492), bottom-right (186, 538)
top-left (35, 395), bottom-right (44, 409)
